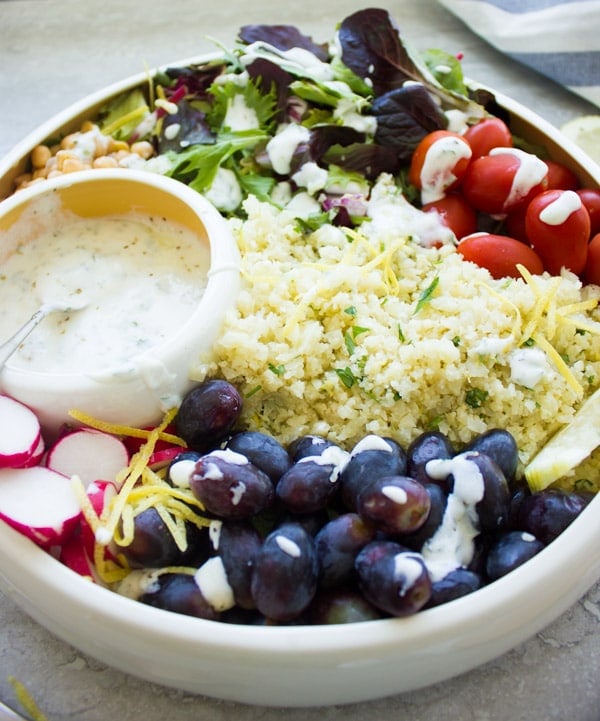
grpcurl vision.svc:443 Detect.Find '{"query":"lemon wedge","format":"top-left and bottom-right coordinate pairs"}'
top-left (560, 115), bottom-right (600, 165)
top-left (524, 387), bottom-right (600, 492)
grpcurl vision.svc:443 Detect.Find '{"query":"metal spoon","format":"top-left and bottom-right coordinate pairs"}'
top-left (0, 300), bottom-right (87, 370)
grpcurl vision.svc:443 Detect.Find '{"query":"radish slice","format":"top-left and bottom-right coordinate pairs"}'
top-left (15, 434), bottom-right (46, 468)
top-left (59, 531), bottom-right (96, 579)
top-left (148, 445), bottom-right (184, 470)
top-left (0, 395), bottom-right (42, 468)
top-left (0, 466), bottom-right (81, 548)
top-left (46, 429), bottom-right (129, 488)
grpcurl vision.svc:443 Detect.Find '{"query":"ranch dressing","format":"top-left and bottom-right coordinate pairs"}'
top-left (420, 454), bottom-right (485, 582)
top-left (539, 190), bottom-right (582, 225)
top-left (0, 212), bottom-right (210, 374)
top-left (489, 147), bottom-right (547, 209)
top-left (419, 134), bottom-right (472, 204)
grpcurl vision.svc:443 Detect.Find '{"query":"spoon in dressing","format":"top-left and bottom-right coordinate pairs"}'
top-left (0, 299), bottom-right (88, 370)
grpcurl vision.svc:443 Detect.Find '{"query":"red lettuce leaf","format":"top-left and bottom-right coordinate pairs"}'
top-left (338, 8), bottom-right (424, 97)
top-left (372, 84), bottom-right (447, 162)
top-left (238, 24), bottom-right (329, 61)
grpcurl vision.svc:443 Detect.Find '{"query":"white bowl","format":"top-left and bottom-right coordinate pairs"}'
top-left (0, 62), bottom-right (599, 708)
top-left (0, 170), bottom-right (240, 432)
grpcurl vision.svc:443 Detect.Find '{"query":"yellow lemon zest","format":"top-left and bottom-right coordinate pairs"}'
top-left (96, 408), bottom-right (178, 545)
top-left (514, 264), bottom-right (600, 396)
top-left (67, 408), bottom-right (186, 446)
top-left (8, 676), bottom-right (49, 721)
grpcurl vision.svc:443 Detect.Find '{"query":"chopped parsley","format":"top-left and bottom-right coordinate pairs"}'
top-left (414, 275), bottom-right (439, 314)
top-left (465, 388), bottom-right (489, 408)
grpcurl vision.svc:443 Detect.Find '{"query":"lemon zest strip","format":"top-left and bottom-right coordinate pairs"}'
top-left (532, 332), bottom-right (584, 396)
top-left (8, 676), bottom-right (49, 721)
top-left (68, 408), bottom-right (186, 446)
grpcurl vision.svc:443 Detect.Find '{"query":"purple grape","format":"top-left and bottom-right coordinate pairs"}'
top-left (339, 435), bottom-right (407, 511)
top-left (250, 522), bottom-right (319, 622)
top-left (190, 449), bottom-right (275, 519)
top-left (426, 568), bottom-right (482, 608)
top-left (139, 573), bottom-right (220, 620)
top-left (466, 452), bottom-right (511, 531)
top-left (463, 428), bottom-right (519, 482)
top-left (406, 431), bottom-right (455, 488)
top-left (517, 489), bottom-right (593, 544)
top-left (314, 513), bottom-right (375, 589)
top-left (288, 435), bottom-right (336, 461)
top-left (120, 508), bottom-right (208, 568)
top-left (175, 380), bottom-right (242, 451)
top-left (402, 482), bottom-right (448, 550)
top-left (213, 521), bottom-right (263, 609)
top-left (309, 588), bottom-right (382, 624)
top-left (485, 530), bottom-right (545, 580)
top-left (354, 540), bottom-right (432, 616)
top-left (356, 475), bottom-right (431, 536)
top-left (276, 458), bottom-right (341, 513)
top-left (225, 430), bottom-right (291, 482)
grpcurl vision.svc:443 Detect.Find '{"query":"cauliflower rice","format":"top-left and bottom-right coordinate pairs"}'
top-left (193, 176), bottom-right (600, 484)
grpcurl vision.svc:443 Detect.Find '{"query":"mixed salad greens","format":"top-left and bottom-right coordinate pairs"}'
top-left (97, 7), bottom-right (495, 223)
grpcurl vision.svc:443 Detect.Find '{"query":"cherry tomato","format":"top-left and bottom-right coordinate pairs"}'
top-left (544, 160), bottom-right (580, 191)
top-left (525, 189), bottom-right (590, 275)
top-left (576, 188), bottom-right (600, 236)
top-left (461, 148), bottom-right (548, 215)
top-left (503, 204), bottom-right (528, 243)
top-left (463, 117), bottom-right (513, 158)
top-left (584, 233), bottom-right (600, 285)
top-left (457, 233), bottom-right (544, 279)
top-left (422, 193), bottom-right (477, 240)
top-left (409, 130), bottom-right (472, 204)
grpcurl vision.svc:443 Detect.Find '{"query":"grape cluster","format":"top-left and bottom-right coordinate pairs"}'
top-left (125, 379), bottom-right (593, 625)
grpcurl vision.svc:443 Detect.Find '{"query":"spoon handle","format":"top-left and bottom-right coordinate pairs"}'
top-left (0, 307), bottom-right (52, 368)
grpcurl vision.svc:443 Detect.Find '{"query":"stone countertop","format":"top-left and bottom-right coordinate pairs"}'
top-left (0, 1), bottom-right (599, 719)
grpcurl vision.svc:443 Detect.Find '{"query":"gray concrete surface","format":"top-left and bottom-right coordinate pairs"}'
top-left (0, 1), bottom-right (599, 719)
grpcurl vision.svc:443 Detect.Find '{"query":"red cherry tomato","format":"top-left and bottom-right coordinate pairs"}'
top-left (545, 160), bottom-right (580, 191)
top-left (409, 130), bottom-right (472, 203)
top-left (422, 193), bottom-right (477, 240)
top-left (461, 148), bottom-right (548, 215)
top-left (576, 188), bottom-right (600, 236)
top-left (525, 189), bottom-right (590, 275)
top-left (503, 204), bottom-right (529, 243)
top-left (457, 233), bottom-right (544, 279)
top-left (463, 117), bottom-right (513, 158)
top-left (584, 233), bottom-right (600, 285)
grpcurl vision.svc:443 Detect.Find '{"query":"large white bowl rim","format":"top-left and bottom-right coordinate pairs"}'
top-left (0, 55), bottom-right (599, 708)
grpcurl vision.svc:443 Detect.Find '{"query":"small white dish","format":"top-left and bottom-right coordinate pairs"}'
top-left (0, 170), bottom-right (240, 432)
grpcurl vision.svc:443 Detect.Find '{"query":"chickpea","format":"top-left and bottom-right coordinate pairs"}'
top-left (30, 145), bottom-right (52, 169)
top-left (107, 137), bottom-right (129, 154)
top-left (62, 157), bottom-right (90, 173)
top-left (131, 141), bottom-right (154, 160)
top-left (60, 133), bottom-right (78, 150)
top-left (92, 155), bottom-right (119, 169)
top-left (13, 172), bottom-right (33, 187)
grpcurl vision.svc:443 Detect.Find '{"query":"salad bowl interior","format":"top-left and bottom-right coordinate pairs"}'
top-left (0, 19), bottom-right (600, 708)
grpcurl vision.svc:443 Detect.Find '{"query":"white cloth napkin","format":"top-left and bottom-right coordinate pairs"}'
top-left (437, 0), bottom-right (600, 108)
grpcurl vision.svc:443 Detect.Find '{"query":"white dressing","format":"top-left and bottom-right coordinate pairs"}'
top-left (419, 134), bottom-right (472, 204)
top-left (421, 454), bottom-right (485, 582)
top-left (0, 212), bottom-right (210, 375)
top-left (489, 147), bottom-right (547, 209)
top-left (539, 189), bottom-right (582, 225)
top-left (266, 123), bottom-right (310, 175)
top-left (194, 556), bottom-right (236, 611)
